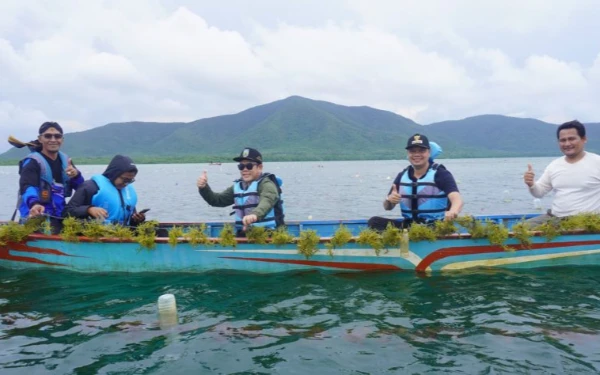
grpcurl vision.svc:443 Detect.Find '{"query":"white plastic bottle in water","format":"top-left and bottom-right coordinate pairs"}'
top-left (533, 198), bottom-right (542, 211)
top-left (400, 229), bottom-right (409, 258)
top-left (502, 190), bottom-right (512, 202)
top-left (157, 294), bottom-right (178, 329)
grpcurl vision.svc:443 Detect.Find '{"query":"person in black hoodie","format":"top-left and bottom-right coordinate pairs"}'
top-left (63, 155), bottom-right (146, 226)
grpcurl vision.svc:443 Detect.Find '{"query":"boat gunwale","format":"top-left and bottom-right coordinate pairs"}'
top-left (22, 228), bottom-right (595, 245)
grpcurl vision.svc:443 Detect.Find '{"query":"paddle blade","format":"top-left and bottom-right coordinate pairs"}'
top-left (8, 135), bottom-right (28, 148)
top-left (8, 135), bottom-right (41, 151)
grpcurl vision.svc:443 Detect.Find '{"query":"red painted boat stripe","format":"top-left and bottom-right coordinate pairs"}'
top-left (0, 242), bottom-right (79, 267)
top-left (10, 242), bottom-right (80, 257)
top-left (416, 239), bottom-right (600, 272)
top-left (4, 254), bottom-right (67, 266)
top-left (220, 256), bottom-right (401, 270)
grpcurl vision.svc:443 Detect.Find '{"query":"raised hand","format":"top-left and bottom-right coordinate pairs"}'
top-left (524, 164), bottom-right (535, 187)
top-left (196, 170), bottom-right (208, 188)
top-left (387, 184), bottom-right (401, 204)
top-left (65, 158), bottom-right (78, 179)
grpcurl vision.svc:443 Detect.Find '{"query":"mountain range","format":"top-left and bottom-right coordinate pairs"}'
top-left (2, 96), bottom-right (599, 164)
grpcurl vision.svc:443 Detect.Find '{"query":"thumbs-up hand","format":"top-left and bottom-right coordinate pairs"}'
top-left (524, 164), bottom-right (535, 187)
top-left (196, 170), bottom-right (208, 188)
top-left (387, 184), bottom-right (401, 204)
top-left (65, 158), bottom-right (79, 179)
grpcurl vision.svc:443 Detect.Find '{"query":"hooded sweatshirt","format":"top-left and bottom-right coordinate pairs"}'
top-left (101, 155), bottom-right (138, 182)
top-left (63, 155), bottom-right (138, 220)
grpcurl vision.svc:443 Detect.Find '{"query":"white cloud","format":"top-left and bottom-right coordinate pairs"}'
top-left (347, 0), bottom-right (579, 34)
top-left (253, 23), bottom-right (474, 107)
top-left (77, 52), bottom-right (147, 89)
top-left (590, 54), bottom-right (600, 84)
top-left (0, 0), bottom-right (599, 152)
top-left (0, 101), bottom-right (49, 141)
top-left (56, 119), bottom-right (88, 132)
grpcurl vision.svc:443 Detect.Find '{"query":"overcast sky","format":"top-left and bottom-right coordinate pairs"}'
top-left (1, 0), bottom-right (599, 152)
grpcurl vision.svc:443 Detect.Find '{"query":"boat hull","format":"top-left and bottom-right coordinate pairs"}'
top-left (2, 231), bottom-right (600, 273)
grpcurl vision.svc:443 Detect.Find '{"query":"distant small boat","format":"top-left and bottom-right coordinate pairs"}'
top-left (208, 162), bottom-right (222, 166)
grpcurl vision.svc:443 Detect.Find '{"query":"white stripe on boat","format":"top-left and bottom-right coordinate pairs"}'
top-left (441, 249), bottom-right (600, 270)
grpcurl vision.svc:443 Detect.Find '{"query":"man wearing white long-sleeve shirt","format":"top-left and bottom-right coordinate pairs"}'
top-left (524, 120), bottom-right (600, 225)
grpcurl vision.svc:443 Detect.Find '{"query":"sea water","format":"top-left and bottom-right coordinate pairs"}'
top-left (1, 268), bottom-right (599, 373)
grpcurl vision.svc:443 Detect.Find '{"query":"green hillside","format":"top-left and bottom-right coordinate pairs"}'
top-left (2, 96), bottom-right (596, 164)
top-left (425, 115), bottom-right (559, 157)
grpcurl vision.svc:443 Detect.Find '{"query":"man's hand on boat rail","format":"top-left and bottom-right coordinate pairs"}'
top-left (444, 210), bottom-right (459, 221)
top-left (29, 204), bottom-right (45, 217)
top-left (242, 214), bottom-right (258, 230)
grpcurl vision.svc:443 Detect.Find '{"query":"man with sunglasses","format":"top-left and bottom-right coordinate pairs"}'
top-left (63, 155), bottom-right (146, 226)
top-left (197, 147), bottom-right (284, 235)
top-left (17, 122), bottom-right (84, 233)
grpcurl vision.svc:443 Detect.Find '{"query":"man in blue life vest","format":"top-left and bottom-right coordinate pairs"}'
top-left (368, 134), bottom-right (463, 230)
top-left (17, 122), bottom-right (84, 233)
top-left (196, 147), bottom-right (284, 235)
top-left (63, 155), bottom-right (146, 226)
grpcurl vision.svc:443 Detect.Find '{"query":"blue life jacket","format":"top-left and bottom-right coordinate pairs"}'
top-left (17, 151), bottom-right (72, 219)
top-left (91, 175), bottom-right (137, 225)
top-left (232, 173), bottom-right (284, 230)
top-left (398, 164), bottom-right (448, 222)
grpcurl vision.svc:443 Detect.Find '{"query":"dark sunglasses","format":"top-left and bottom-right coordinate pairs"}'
top-left (42, 133), bottom-right (63, 140)
top-left (237, 163), bottom-right (257, 171)
top-left (121, 177), bottom-right (135, 184)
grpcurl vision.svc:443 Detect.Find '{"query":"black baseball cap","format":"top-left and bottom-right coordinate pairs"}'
top-left (38, 122), bottom-right (63, 135)
top-left (405, 134), bottom-right (430, 149)
top-left (233, 147), bottom-right (263, 164)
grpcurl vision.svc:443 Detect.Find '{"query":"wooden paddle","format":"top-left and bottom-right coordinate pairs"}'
top-left (8, 135), bottom-right (38, 149)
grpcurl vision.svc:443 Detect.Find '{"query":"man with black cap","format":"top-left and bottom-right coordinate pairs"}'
top-left (196, 147), bottom-right (284, 235)
top-left (368, 133), bottom-right (463, 230)
top-left (63, 155), bottom-right (146, 226)
top-left (16, 121), bottom-right (83, 233)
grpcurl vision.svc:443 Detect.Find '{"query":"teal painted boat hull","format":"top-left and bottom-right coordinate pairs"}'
top-left (2, 215), bottom-right (600, 273)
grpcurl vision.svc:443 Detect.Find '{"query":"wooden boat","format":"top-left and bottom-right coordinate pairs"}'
top-left (2, 214), bottom-right (600, 273)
